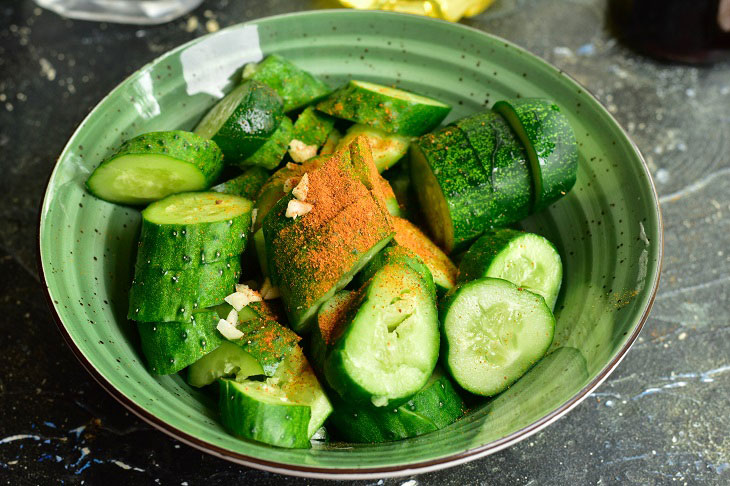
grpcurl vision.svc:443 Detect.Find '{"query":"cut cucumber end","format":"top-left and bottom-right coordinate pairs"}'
top-left (142, 191), bottom-right (252, 225)
top-left (409, 144), bottom-right (454, 252)
top-left (187, 341), bottom-right (264, 388)
top-left (87, 154), bottom-right (207, 205)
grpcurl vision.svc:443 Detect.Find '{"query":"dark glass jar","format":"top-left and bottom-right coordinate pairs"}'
top-left (608, 0), bottom-right (730, 63)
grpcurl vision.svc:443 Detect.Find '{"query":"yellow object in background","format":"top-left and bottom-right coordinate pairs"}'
top-left (338, 0), bottom-right (495, 22)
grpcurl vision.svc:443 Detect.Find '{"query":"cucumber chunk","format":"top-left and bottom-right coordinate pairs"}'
top-left (327, 369), bottom-right (464, 443)
top-left (410, 126), bottom-right (493, 253)
top-left (320, 261), bottom-right (439, 407)
top-left (210, 166), bottom-right (270, 199)
top-left (336, 124), bottom-right (411, 172)
top-left (290, 107), bottom-right (335, 156)
top-left (86, 131), bottom-right (223, 205)
top-left (128, 256), bottom-right (241, 323)
top-left (317, 80), bottom-right (451, 137)
top-left (493, 99), bottom-right (578, 212)
top-left (136, 192), bottom-right (252, 269)
top-left (187, 341), bottom-right (264, 388)
top-left (219, 378), bottom-right (312, 449)
top-left (459, 229), bottom-right (563, 309)
top-left (453, 111), bottom-right (533, 225)
top-left (440, 278), bottom-right (555, 396)
top-left (392, 217), bottom-right (457, 296)
top-left (195, 80), bottom-right (284, 163)
top-left (137, 310), bottom-right (223, 375)
top-left (239, 116), bottom-right (293, 170)
top-left (345, 135), bottom-right (402, 217)
top-left (357, 244), bottom-right (436, 301)
top-left (243, 54), bottom-right (331, 112)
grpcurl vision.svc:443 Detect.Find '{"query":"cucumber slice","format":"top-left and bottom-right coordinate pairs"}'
top-left (194, 80), bottom-right (283, 163)
top-left (458, 229), bottom-right (563, 309)
top-left (210, 166), bottom-right (270, 199)
top-left (239, 116), bottom-right (293, 170)
top-left (493, 99), bottom-right (578, 212)
top-left (454, 111), bottom-right (533, 225)
top-left (218, 378), bottom-right (311, 449)
top-left (392, 217), bottom-right (457, 296)
top-left (440, 277), bottom-right (555, 396)
top-left (86, 131), bottom-right (223, 205)
top-left (290, 107), bottom-right (335, 151)
top-left (128, 256), bottom-right (241, 323)
top-left (136, 192), bottom-right (252, 269)
top-left (243, 54), bottom-right (331, 112)
top-left (410, 126), bottom-right (493, 253)
top-left (187, 341), bottom-right (264, 388)
top-left (336, 124), bottom-right (411, 172)
top-left (322, 261), bottom-right (439, 407)
top-left (137, 310), bottom-right (223, 375)
top-left (357, 244), bottom-right (436, 301)
top-left (317, 80), bottom-right (451, 136)
top-left (327, 368), bottom-right (464, 443)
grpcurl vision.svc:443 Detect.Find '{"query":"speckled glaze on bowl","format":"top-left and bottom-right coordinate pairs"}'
top-left (38, 10), bottom-right (662, 479)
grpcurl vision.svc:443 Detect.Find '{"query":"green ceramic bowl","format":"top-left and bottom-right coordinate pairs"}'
top-left (39, 10), bottom-right (662, 479)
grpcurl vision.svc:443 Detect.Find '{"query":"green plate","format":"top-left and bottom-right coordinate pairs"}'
top-left (38, 10), bottom-right (662, 479)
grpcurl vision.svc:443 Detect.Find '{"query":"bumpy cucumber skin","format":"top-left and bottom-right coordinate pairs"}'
top-left (357, 244), bottom-right (436, 300)
top-left (128, 257), bottom-right (241, 323)
top-left (454, 111), bottom-right (533, 225)
top-left (210, 80), bottom-right (284, 163)
top-left (327, 371), bottom-right (464, 443)
top-left (247, 54), bottom-right (331, 112)
top-left (210, 166), bottom-right (270, 199)
top-left (412, 126), bottom-right (494, 253)
top-left (439, 278), bottom-right (555, 396)
top-left (316, 81), bottom-right (451, 137)
top-left (136, 195), bottom-right (251, 269)
top-left (218, 379), bottom-right (311, 449)
top-left (137, 310), bottom-right (223, 375)
top-left (291, 107), bottom-right (335, 148)
top-left (86, 131), bottom-right (224, 204)
top-left (493, 99), bottom-right (578, 212)
top-left (238, 116), bottom-right (293, 170)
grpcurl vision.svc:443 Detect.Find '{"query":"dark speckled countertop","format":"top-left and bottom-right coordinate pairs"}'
top-left (1, 0), bottom-right (729, 484)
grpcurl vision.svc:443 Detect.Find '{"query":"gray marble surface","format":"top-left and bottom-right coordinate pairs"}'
top-left (1, 0), bottom-right (728, 484)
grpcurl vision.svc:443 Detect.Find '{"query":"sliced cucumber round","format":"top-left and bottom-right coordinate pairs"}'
top-left (492, 99), bottom-right (578, 212)
top-left (327, 368), bottom-right (464, 443)
top-left (136, 192), bottom-right (252, 269)
top-left (336, 123), bottom-right (411, 172)
top-left (137, 310), bottom-right (223, 375)
top-left (86, 131), bottom-right (223, 205)
top-left (317, 80), bottom-right (451, 137)
top-left (458, 229), bottom-right (563, 309)
top-left (410, 126), bottom-right (493, 253)
top-left (239, 115), bottom-right (293, 170)
top-left (218, 378), bottom-right (311, 449)
top-left (323, 262), bottom-right (439, 407)
top-left (210, 166), bottom-right (270, 199)
top-left (392, 217), bottom-right (457, 296)
top-left (244, 54), bottom-right (331, 112)
top-left (194, 80), bottom-right (283, 163)
top-left (187, 341), bottom-right (264, 388)
top-left (440, 277), bottom-right (555, 396)
top-left (128, 256), bottom-right (241, 323)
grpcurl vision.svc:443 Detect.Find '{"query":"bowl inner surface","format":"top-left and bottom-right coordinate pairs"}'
top-left (39, 10), bottom-right (662, 476)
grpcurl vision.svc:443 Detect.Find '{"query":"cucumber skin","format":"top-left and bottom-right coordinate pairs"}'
top-left (86, 131), bottom-right (224, 203)
top-left (128, 257), bottom-right (241, 323)
top-left (316, 81), bottom-right (451, 137)
top-left (454, 111), bottom-right (533, 225)
top-left (492, 99), bottom-right (578, 212)
top-left (210, 166), bottom-right (270, 199)
top-left (327, 372), bottom-right (464, 443)
top-left (439, 278), bottom-right (555, 396)
top-left (247, 54), bottom-right (331, 112)
top-left (211, 80), bottom-right (284, 163)
top-left (238, 116), bottom-right (293, 170)
top-left (412, 126), bottom-right (494, 253)
top-left (136, 196), bottom-right (251, 269)
top-left (346, 135), bottom-right (402, 217)
top-left (291, 107), bottom-right (335, 148)
top-left (137, 310), bottom-right (223, 375)
top-left (357, 244), bottom-right (437, 301)
top-left (218, 379), bottom-right (311, 449)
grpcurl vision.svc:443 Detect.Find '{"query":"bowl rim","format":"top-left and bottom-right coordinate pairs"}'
top-left (37, 9), bottom-right (664, 480)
